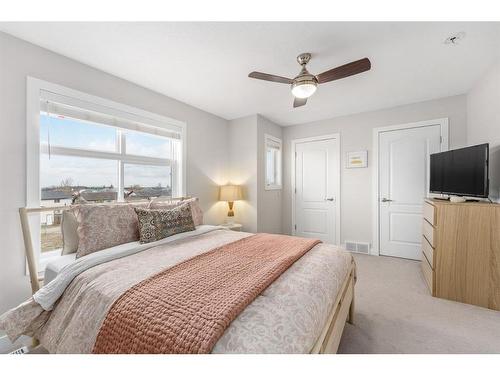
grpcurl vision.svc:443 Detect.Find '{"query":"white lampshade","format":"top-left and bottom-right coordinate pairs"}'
top-left (219, 185), bottom-right (243, 202)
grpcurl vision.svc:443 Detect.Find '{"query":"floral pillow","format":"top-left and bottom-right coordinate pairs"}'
top-left (73, 204), bottom-right (140, 258)
top-left (64, 201), bottom-right (149, 256)
top-left (135, 204), bottom-right (196, 244)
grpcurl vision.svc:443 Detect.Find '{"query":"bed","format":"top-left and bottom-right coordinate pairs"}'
top-left (0, 199), bottom-right (355, 354)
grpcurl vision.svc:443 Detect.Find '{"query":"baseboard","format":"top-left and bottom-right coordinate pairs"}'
top-left (0, 334), bottom-right (32, 354)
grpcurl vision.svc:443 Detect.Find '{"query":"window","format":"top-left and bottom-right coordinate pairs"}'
top-left (28, 78), bottom-right (186, 265)
top-left (264, 134), bottom-right (282, 190)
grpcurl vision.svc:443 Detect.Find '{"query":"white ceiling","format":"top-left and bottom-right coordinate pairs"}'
top-left (2, 22), bottom-right (500, 126)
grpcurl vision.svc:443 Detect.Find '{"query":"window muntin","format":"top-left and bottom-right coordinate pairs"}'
top-left (264, 134), bottom-right (282, 190)
top-left (39, 113), bottom-right (179, 205)
top-left (38, 103), bottom-right (182, 255)
top-left (28, 78), bottom-right (186, 272)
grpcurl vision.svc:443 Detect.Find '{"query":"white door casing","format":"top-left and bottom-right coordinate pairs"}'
top-left (292, 135), bottom-right (340, 244)
top-left (377, 122), bottom-right (446, 260)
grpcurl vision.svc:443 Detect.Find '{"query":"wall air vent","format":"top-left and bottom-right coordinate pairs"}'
top-left (10, 346), bottom-right (29, 354)
top-left (344, 241), bottom-right (370, 254)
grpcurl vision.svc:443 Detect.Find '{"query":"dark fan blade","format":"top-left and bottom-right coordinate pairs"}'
top-left (248, 71), bottom-right (293, 84)
top-left (293, 97), bottom-right (307, 108)
top-left (316, 58), bottom-right (371, 84)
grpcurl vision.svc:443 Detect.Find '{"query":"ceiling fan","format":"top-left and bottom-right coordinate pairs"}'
top-left (248, 53), bottom-right (371, 108)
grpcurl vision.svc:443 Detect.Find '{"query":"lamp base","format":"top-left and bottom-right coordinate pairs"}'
top-left (227, 201), bottom-right (234, 217)
top-left (225, 201), bottom-right (235, 224)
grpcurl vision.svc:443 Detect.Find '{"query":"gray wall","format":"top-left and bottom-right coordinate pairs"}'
top-left (467, 61), bottom-right (500, 202)
top-left (257, 115), bottom-right (283, 234)
top-left (228, 115), bottom-right (259, 232)
top-left (282, 95), bottom-right (468, 245)
top-left (228, 114), bottom-right (284, 233)
top-left (0, 32), bottom-right (229, 315)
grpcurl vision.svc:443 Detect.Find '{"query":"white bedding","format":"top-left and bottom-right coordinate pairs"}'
top-left (44, 254), bottom-right (76, 284)
top-left (1, 228), bottom-right (352, 353)
top-left (37, 225), bottom-right (221, 310)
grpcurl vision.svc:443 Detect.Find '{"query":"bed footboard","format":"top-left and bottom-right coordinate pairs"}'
top-left (310, 260), bottom-right (356, 354)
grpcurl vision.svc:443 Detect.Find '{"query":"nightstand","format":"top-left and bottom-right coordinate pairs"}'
top-left (219, 223), bottom-right (243, 231)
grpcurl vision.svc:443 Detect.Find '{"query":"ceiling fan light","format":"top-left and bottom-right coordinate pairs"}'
top-left (292, 83), bottom-right (317, 99)
top-left (291, 75), bottom-right (318, 99)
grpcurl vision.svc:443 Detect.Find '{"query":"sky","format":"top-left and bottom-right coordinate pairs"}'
top-left (40, 114), bottom-right (172, 188)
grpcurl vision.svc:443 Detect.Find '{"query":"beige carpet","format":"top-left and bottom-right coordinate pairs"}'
top-left (337, 253), bottom-right (500, 354)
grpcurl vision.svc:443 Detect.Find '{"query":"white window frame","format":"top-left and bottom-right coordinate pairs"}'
top-left (264, 134), bottom-right (282, 190)
top-left (26, 77), bottom-right (187, 271)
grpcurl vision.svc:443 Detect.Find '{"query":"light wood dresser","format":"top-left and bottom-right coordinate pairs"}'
top-left (421, 198), bottom-right (500, 311)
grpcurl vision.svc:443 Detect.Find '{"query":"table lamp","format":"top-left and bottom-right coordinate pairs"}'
top-left (219, 185), bottom-right (242, 221)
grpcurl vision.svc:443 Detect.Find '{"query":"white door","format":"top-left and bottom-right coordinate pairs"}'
top-left (295, 138), bottom-right (339, 244)
top-left (379, 125), bottom-right (442, 260)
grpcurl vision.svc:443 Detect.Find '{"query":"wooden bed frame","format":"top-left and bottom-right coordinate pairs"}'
top-left (19, 197), bottom-right (355, 354)
top-left (310, 261), bottom-right (356, 353)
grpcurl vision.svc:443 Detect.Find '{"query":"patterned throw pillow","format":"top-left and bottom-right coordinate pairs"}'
top-left (73, 204), bottom-right (141, 258)
top-left (135, 204), bottom-right (196, 244)
top-left (63, 201), bottom-right (149, 256)
top-left (148, 197), bottom-right (204, 226)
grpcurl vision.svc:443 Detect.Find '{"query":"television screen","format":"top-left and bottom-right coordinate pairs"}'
top-left (430, 144), bottom-right (489, 198)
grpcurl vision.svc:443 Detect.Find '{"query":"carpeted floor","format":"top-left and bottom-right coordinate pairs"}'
top-left (337, 253), bottom-right (500, 353)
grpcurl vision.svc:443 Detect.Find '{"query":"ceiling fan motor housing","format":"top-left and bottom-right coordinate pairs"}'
top-left (291, 53), bottom-right (318, 98)
top-left (297, 52), bottom-right (312, 66)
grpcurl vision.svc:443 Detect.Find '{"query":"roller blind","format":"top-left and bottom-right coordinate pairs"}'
top-left (266, 141), bottom-right (280, 150)
top-left (40, 90), bottom-right (182, 139)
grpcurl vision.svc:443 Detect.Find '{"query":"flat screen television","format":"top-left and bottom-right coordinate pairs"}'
top-left (430, 143), bottom-right (489, 198)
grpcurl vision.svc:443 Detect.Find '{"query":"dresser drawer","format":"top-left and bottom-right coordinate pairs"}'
top-left (423, 201), bottom-right (436, 225)
top-left (421, 255), bottom-right (434, 294)
top-left (422, 219), bottom-right (435, 247)
top-left (422, 236), bottom-right (434, 268)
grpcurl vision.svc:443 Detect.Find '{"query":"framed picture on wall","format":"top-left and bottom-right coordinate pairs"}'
top-left (346, 150), bottom-right (368, 168)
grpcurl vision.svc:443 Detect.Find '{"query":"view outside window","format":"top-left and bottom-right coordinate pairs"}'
top-left (124, 164), bottom-right (172, 200)
top-left (125, 129), bottom-right (172, 159)
top-left (39, 114), bottom-right (175, 253)
top-left (40, 115), bottom-right (117, 152)
top-left (40, 153), bottom-right (117, 252)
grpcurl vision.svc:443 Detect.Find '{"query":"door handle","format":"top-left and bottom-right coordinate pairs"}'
top-left (380, 198), bottom-right (393, 202)
top-left (325, 197), bottom-right (335, 201)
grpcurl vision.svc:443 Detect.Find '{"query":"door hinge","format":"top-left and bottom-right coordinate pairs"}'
top-left (294, 224), bottom-right (297, 230)
top-left (294, 188), bottom-right (297, 194)
top-left (295, 152), bottom-right (297, 158)
top-left (440, 135), bottom-right (443, 144)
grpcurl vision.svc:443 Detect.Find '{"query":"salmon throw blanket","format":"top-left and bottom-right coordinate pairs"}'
top-left (93, 233), bottom-right (321, 353)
